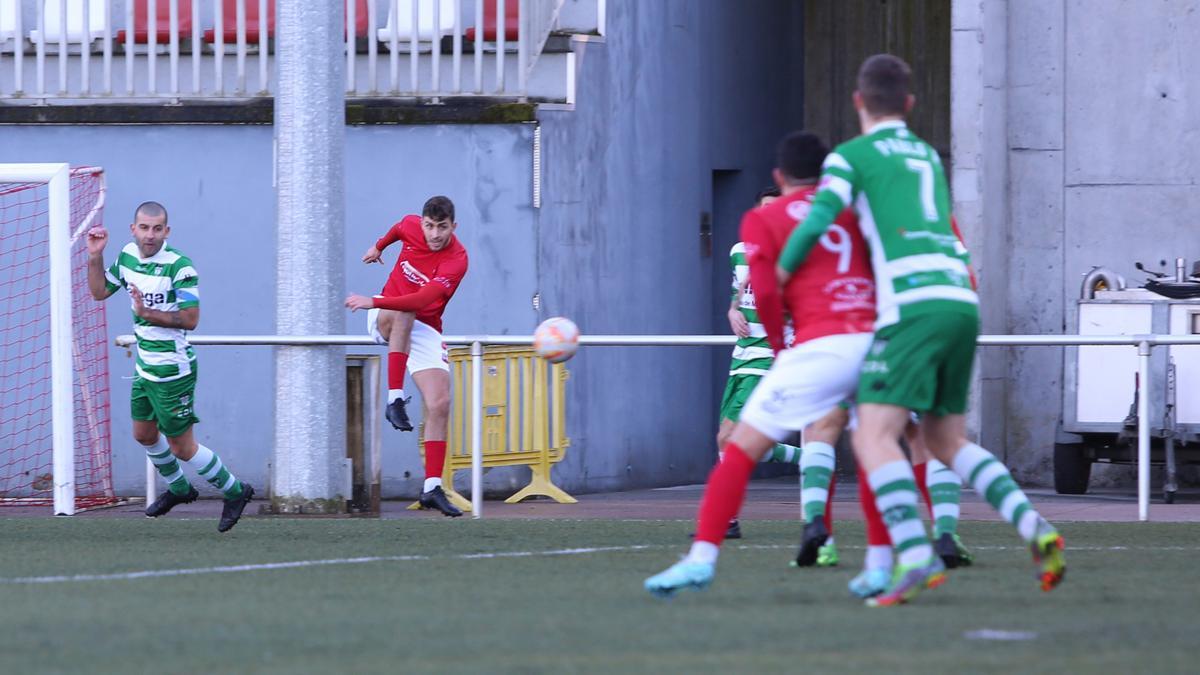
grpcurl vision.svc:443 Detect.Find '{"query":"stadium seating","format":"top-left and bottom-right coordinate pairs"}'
top-left (203, 0), bottom-right (275, 43)
top-left (27, 0), bottom-right (110, 45)
top-left (465, 0), bottom-right (519, 41)
top-left (116, 0), bottom-right (195, 45)
top-left (376, 0), bottom-right (456, 44)
top-left (203, 0), bottom-right (373, 43)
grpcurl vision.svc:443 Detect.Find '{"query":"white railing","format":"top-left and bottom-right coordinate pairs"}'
top-left (114, 331), bottom-right (1200, 520)
top-left (0, 0), bottom-right (565, 102)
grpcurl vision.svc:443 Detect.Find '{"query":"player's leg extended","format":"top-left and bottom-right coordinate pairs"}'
top-left (376, 309), bottom-right (416, 431)
top-left (645, 423), bottom-right (775, 597)
top-left (794, 406), bottom-right (845, 567)
top-left (909, 423), bottom-right (972, 568)
top-left (854, 403), bottom-right (944, 607)
top-left (923, 414), bottom-right (1064, 591)
top-left (411, 364), bottom-right (461, 517)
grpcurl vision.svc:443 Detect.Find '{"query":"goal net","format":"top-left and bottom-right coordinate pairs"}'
top-left (0, 165), bottom-right (115, 514)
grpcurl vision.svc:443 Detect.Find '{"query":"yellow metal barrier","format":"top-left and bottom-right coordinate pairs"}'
top-left (411, 346), bottom-right (573, 512)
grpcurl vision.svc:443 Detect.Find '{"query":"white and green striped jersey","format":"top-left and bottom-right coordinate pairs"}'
top-left (816, 121), bottom-right (977, 328)
top-left (728, 243), bottom-right (784, 376)
top-left (104, 242), bottom-right (199, 382)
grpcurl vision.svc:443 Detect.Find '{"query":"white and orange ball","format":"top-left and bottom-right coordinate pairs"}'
top-left (533, 317), bottom-right (580, 363)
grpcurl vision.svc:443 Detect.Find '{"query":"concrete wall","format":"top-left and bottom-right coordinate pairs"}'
top-left (536, 0), bottom-right (804, 491)
top-left (955, 0), bottom-right (1200, 483)
top-left (1, 123), bottom-right (537, 498)
top-left (4, 0), bottom-right (806, 498)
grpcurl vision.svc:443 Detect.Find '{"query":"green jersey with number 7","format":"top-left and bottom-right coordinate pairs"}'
top-left (799, 120), bottom-right (976, 329)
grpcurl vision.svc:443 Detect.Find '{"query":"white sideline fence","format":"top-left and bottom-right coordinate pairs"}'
top-left (116, 332), bottom-right (1200, 521)
top-left (0, 0), bottom-right (565, 101)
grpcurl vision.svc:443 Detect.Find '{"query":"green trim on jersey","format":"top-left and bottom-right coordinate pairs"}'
top-left (106, 242), bottom-right (199, 383)
top-left (781, 121), bottom-right (977, 329)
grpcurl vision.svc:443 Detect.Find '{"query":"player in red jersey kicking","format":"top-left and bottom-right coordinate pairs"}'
top-left (645, 131), bottom-right (877, 596)
top-left (345, 196), bottom-right (468, 517)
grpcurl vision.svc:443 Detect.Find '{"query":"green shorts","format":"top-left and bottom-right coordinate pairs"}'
top-left (857, 310), bottom-right (980, 416)
top-left (131, 368), bottom-right (200, 438)
top-left (719, 372), bottom-right (765, 423)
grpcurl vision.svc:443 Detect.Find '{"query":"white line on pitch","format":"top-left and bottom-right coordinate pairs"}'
top-left (2, 542), bottom-right (1196, 586)
top-left (0, 545), bottom-right (659, 585)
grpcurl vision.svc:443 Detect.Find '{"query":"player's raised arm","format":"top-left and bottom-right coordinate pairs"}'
top-left (86, 226), bottom-right (120, 301)
top-left (777, 153), bottom-right (856, 279)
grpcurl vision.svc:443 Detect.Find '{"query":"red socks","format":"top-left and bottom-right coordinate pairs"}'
top-left (424, 440), bottom-right (447, 479)
top-left (388, 352), bottom-right (409, 391)
top-left (914, 461), bottom-right (933, 519)
top-left (823, 478), bottom-right (837, 532)
top-left (694, 443), bottom-right (757, 545)
top-left (860, 462), bottom-right (935, 546)
top-left (858, 464), bottom-right (892, 546)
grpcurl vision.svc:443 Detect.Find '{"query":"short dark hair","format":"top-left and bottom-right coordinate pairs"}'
top-left (755, 186), bottom-right (781, 205)
top-left (134, 201), bottom-right (168, 224)
top-left (776, 131), bottom-right (829, 183)
top-left (857, 53), bottom-right (912, 117)
top-left (422, 195), bottom-right (455, 223)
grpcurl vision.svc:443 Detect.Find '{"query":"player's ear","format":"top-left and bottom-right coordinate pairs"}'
top-left (905, 93), bottom-right (915, 114)
top-left (772, 168), bottom-right (785, 191)
top-left (852, 90), bottom-right (864, 112)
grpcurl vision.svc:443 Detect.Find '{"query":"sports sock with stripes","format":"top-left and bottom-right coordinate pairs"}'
top-left (951, 443), bottom-right (1043, 543)
top-left (186, 444), bottom-right (244, 500)
top-left (800, 441), bottom-right (836, 525)
top-left (923, 459), bottom-right (962, 537)
top-left (143, 435), bottom-right (192, 496)
top-left (762, 443), bottom-right (801, 464)
top-left (867, 460), bottom-right (933, 567)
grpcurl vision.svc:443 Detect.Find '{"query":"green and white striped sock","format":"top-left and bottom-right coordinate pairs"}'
top-left (143, 436), bottom-right (192, 496)
top-left (800, 442), bottom-right (836, 522)
top-left (952, 443), bottom-right (1042, 543)
top-left (762, 443), bottom-right (801, 464)
top-left (925, 459), bottom-right (962, 537)
top-left (186, 445), bottom-right (244, 500)
top-left (868, 460), bottom-right (933, 567)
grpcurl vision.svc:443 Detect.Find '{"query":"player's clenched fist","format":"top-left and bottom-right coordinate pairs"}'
top-left (361, 246), bottom-right (383, 264)
top-left (86, 226), bottom-right (108, 255)
top-left (344, 294), bottom-right (376, 312)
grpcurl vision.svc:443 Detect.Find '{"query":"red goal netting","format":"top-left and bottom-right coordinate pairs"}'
top-left (0, 167), bottom-right (116, 509)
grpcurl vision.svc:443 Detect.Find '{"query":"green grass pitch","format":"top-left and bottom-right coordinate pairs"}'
top-left (0, 518), bottom-right (1196, 673)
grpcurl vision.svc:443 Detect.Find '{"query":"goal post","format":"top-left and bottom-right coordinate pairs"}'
top-left (0, 164), bottom-right (112, 515)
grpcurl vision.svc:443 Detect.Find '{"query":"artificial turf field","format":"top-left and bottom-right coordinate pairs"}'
top-left (1, 517), bottom-right (1196, 674)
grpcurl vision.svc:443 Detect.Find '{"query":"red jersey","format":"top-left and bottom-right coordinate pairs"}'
top-left (376, 214), bottom-right (469, 333)
top-left (739, 187), bottom-right (874, 352)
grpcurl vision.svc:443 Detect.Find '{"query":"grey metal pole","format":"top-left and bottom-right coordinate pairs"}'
top-left (272, 0), bottom-right (347, 514)
top-left (471, 341), bottom-right (484, 519)
top-left (1137, 341), bottom-right (1151, 521)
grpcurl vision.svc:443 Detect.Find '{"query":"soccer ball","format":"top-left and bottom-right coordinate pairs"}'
top-left (533, 317), bottom-right (580, 363)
